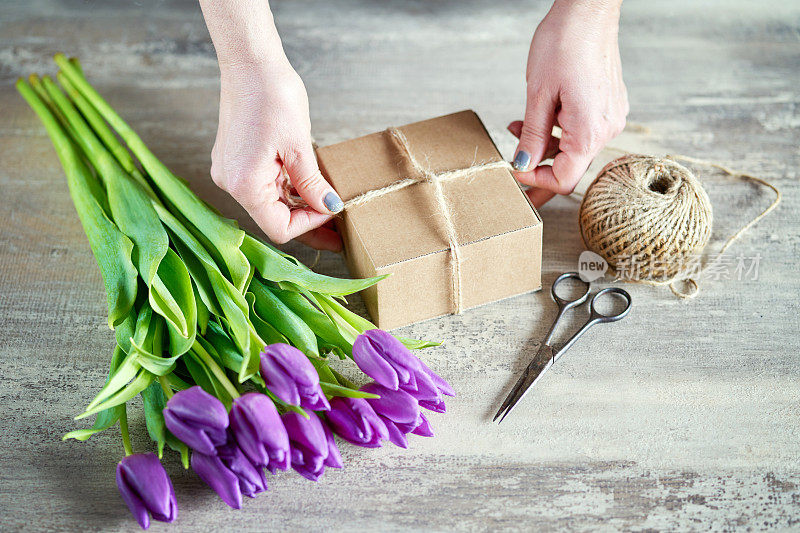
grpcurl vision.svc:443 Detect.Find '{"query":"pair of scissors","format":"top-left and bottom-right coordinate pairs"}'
top-left (494, 272), bottom-right (632, 423)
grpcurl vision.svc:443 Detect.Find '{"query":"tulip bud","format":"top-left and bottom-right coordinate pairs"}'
top-left (229, 393), bottom-right (290, 473)
top-left (326, 396), bottom-right (389, 448)
top-left (282, 411), bottom-right (343, 481)
top-left (163, 386), bottom-right (229, 455)
top-left (260, 344), bottom-right (330, 411)
top-left (411, 413), bottom-right (434, 437)
top-left (361, 382), bottom-right (432, 448)
top-left (352, 330), bottom-right (455, 402)
top-left (322, 420), bottom-right (343, 469)
top-left (116, 453), bottom-right (177, 530)
top-left (419, 397), bottom-right (446, 413)
top-left (191, 439), bottom-right (267, 510)
top-left (416, 356), bottom-right (456, 398)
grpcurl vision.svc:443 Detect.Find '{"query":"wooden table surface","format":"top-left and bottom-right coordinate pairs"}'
top-left (1, 0), bottom-right (798, 530)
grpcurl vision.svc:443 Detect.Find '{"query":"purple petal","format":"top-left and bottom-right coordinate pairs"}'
top-left (353, 332), bottom-right (400, 389)
top-left (419, 397), bottom-right (446, 413)
top-left (217, 441), bottom-right (268, 498)
top-left (361, 382), bottom-right (420, 425)
top-left (300, 390), bottom-right (331, 411)
top-left (116, 462), bottom-right (151, 529)
top-left (260, 357), bottom-right (302, 405)
top-left (165, 386), bottom-right (229, 428)
top-left (163, 386), bottom-right (229, 454)
top-left (411, 413), bottom-right (434, 437)
top-left (380, 417), bottom-right (409, 448)
top-left (163, 410), bottom-right (222, 455)
top-left (268, 447), bottom-right (289, 473)
top-left (416, 358), bottom-right (456, 397)
top-left (327, 397), bottom-right (388, 448)
top-left (116, 453), bottom-right (177, 528)
top-left (282, 411), bottom-right (328, 457)
top-left (229, 393), bottom-right (290, 470)
top-left (265, 343), bottom-right (320, 387)
top-left (293, 463), bottom-right (325, 481)
top-left (364, 330), bottom-right (421, 374)
top-left (261, 345), bottom-right (329, 409)
top-left (290, 447), bottom-right (303, 465)
top-left (191, 452), bottom-right (243, 509)
top-left (321, 422), bottom-right (343, 469)
top-left (403, 370), bottom-right (441, 402)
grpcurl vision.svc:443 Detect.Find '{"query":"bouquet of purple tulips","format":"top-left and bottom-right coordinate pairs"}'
top-left (17, 55), bottom-right (454, 529)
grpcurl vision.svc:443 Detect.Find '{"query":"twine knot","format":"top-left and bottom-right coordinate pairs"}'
top-left (343, 127), bottom-right (512, 314)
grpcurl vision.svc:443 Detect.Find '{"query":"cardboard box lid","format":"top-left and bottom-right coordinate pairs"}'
top-left (316, 110), bottom-right (541, 268)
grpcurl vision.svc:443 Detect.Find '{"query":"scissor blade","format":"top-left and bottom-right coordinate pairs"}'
top-left (493, 367), bottom-right (533, 421)
top-left (494, 344), bottom-right (554, 423)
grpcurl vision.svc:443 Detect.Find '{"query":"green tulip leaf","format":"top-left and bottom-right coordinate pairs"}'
top-left (271, 285), bottom-right (353, 356)
top-left (63, 346), bottom-right (127, 441)
top-left (77, 369), bottom-right (155, 420)
top-left (15, 79), bottom-right (137, 328)
top-left (320, 382), bottom-right (379, 399)
top-left (56, 54), bottom-right (252, 293)
top-left (140, 381), bottom-right (168, 457)
top-left (241, 234), bottom-right (386, 296)
top-left (249, 278), bottom-right (318, 357)
top-left (183, 350), bottom-right (233, 409)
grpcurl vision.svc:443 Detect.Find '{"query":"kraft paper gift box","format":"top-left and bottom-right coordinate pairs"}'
top-left (316, 110), bottom-right (543, 329)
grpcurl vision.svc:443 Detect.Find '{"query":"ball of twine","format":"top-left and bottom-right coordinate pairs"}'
top-left (579, 154), bottom-right (713, 283)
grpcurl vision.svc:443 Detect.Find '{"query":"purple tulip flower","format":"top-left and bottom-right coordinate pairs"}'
top-left (411, 413), bottom-right (434, 437)
top-left (282, 411), bottom-right (343, 481)
top-left (260, 344), bottom-right (330, 411)
top-left (229, 392), bottom-right (290, 473)
top-left (361, 382), bottom-right (433, 448)
top-left (419, 397), bottom-right (447, 413)
top-left (191, 438), bottom-right (268, 510)
top-left (352, 330), bottom-right (455, 402)
top-left (163, 386), bottom-right (229, 455)
top-left (116, 453), bottom-right (177, 530)
top-left (326, 396), bottom-right (389, 448)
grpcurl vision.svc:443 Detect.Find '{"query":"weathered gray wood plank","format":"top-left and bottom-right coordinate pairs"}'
top-left (0, 0), bottom-right (798, 530)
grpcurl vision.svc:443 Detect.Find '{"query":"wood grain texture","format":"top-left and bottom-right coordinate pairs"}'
top-left (1, 0), bottom-right (798, 530)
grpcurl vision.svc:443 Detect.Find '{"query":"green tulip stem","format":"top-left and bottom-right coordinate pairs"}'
top-left (119, 404), bottom-right (133, 456)
top-left (158, 376), bottom-right (174, 399)
top-left (193, 341), bottom-right (240, 399)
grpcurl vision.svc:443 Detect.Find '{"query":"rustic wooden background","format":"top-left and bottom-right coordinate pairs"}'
top-left (1, 0), bottom-right (798, 531)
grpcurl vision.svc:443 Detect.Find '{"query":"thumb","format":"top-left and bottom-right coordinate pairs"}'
top-left (512, 90), bottom-right (557, 173)
top-left (282, 141), bottom-right (344, 215)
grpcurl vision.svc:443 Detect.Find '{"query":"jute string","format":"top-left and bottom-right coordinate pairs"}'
top-left (576, 147), bottom-right (781, 298)
top-left (343, 128), bottom-right (513, 314)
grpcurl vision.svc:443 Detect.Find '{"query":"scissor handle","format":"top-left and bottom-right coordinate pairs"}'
top-left (588, 287), bottom-right (632, 323)
top-left (551, 272), bottom-right (591, 311)
top-left (552, 286), bottom-right (632, 363)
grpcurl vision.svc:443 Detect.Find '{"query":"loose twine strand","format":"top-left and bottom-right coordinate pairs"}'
top-left (343, 128), bottom-right (513, 314)
top-left (576, 145), bottom-right (782, 298)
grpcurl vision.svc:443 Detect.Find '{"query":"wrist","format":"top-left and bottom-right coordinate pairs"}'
top-left (550, 0), bottom-right (622, 24)
top-left (199, 0), bottom-right (288, 70)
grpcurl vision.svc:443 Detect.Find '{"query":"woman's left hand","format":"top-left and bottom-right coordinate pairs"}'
top-left (509, 0), bottom-right (628, 207)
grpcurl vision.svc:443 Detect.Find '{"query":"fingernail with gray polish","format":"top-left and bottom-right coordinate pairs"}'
top-left (513, 151), bottom-right (531, 171)
top-left (324, 191), bottom-right (344, 213)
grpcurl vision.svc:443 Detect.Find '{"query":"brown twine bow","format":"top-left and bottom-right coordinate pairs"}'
top-left (342, 128), bottom-right (512, 314)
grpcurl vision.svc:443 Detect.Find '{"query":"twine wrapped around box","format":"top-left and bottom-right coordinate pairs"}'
top-left (341, 128), bottom-right (513, 314)
top-left (313, 110), bottom-right (542, 329)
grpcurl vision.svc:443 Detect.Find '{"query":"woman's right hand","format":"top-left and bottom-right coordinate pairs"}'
top-left (210, 59), bottom-right (343, 251)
